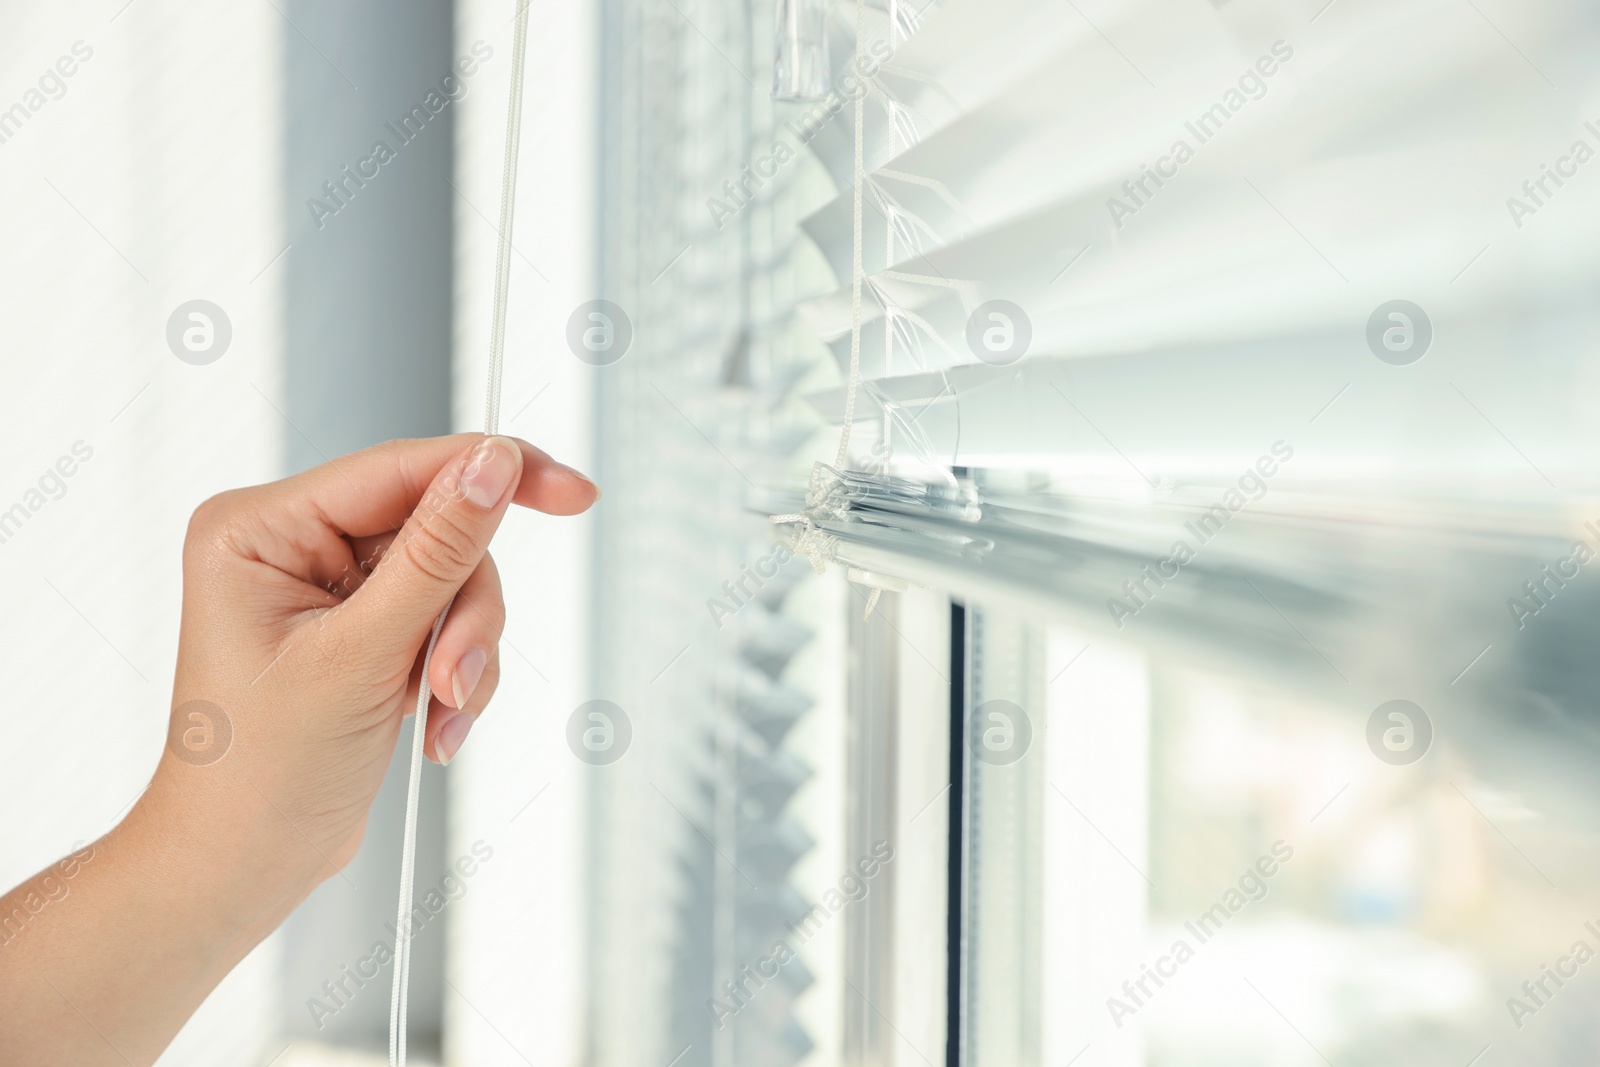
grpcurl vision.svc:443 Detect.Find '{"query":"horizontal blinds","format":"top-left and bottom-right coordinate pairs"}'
top-left (790, 0), bottom-right (1600, 486)
top-left (771, 0), bottom-right (1600, 833)
top-left (571, 2), bottom-right (862, 1067)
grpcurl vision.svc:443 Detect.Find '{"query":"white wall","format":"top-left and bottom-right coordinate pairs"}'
top-left (0, 1), bottom-right (286, 1061)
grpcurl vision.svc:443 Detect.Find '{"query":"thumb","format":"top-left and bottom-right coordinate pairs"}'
top-left (338, 435), bottom-right (522, 664)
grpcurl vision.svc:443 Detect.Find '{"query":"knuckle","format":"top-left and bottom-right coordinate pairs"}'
top-left (186, 491), bottom-right (233, 538)
top-left (184, 490), bottom-right (251, 561)
top-left (401, 512), bottom-right (478, 584)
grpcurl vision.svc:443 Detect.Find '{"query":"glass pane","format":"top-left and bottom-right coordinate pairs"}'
top-left (964, 606), bottom-right (1599, 1064)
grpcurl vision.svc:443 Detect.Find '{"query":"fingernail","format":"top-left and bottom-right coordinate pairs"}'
top-left (452, 648), bottom-right (488, 709)
top-left (462, 436), bottom-right (518, 508)
top-left (438, 712), bottom-right (479, 766)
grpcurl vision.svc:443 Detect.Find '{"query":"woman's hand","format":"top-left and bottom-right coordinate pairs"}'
top-left (167, 433), bottom-right (597, 888)
top-left (0, 434), bottom-right (597, 1065)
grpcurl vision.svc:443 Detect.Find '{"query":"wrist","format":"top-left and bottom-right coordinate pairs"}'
top-left (0, 770), bottom-right (323, 1065)
top-left (131, 762), bottom-right (325, 947)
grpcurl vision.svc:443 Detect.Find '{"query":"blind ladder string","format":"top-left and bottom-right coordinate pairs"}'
top-left (834, 0), bottom-right (867, 471)
top-left (388, 2), bottom-right (531, 1064)
top-left (772, 0), bottom-right (870, 592)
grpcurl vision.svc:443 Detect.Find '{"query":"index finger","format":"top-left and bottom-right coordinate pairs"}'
top-left (270, 434), bottom-right (597, 538)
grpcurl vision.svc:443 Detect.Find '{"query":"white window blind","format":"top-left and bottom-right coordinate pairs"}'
top-left (793, 0), bottom-right (1598, 476)
top-left (771, 3), bottom-right (1600, 1065)
top-left (779, 0), bottom-right (1600, 713)
top-left (452, 0), bottom-right (1600, 1065)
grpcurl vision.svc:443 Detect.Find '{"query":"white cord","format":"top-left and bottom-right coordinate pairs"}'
top-left (388, 601), bottom-right (450, 1067)
top-left (486, 0), bottom-right (533, 437)
top-left (388, 2), bottom-right (530, 1062)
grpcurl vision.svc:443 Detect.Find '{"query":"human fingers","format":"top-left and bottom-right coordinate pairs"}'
top-left (424, 654), bottom-right (500, 765)
top-left (271, 433), bottom-right (597, 540)
top-left (330, 436), bottom-right (520, 669)
top-left (428, 553), bottom-right (505, 713)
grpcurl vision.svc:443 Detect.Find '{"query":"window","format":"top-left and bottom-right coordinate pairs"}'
top-left (9, 0), bottom-right (1596, 1063)
top-left (546, 0), bottom-right (1600, 1065)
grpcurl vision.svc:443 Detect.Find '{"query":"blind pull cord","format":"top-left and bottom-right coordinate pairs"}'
top-left (388, 1), bottom-right (531, 1064)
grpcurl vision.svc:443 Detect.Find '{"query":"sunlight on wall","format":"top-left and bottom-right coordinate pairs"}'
top-left (0, 2), bottom-right (286, 1063)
